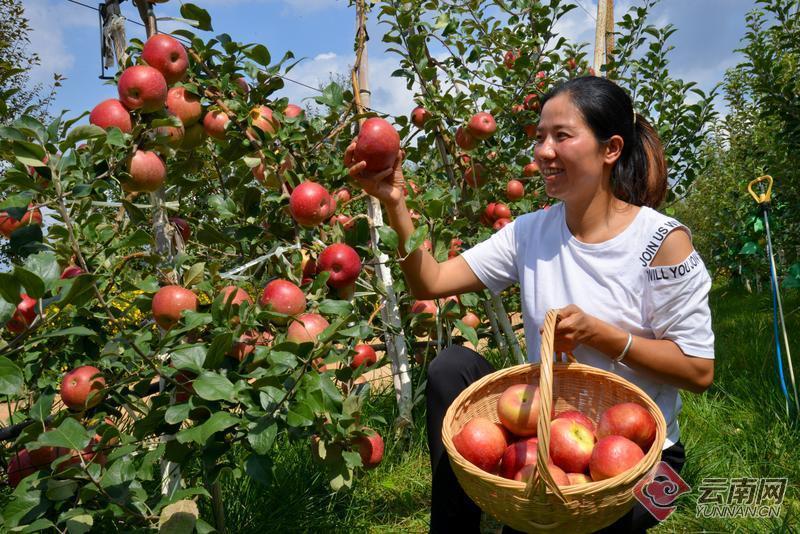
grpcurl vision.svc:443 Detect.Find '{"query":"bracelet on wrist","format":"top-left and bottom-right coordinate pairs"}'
top-left (613, 332), bottom-right (633, 363)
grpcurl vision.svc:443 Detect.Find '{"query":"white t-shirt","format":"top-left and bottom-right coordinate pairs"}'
top-left (461, 202), bottom-right (715, 449)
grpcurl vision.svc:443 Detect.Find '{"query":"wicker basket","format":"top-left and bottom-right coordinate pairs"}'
top-left (442, 309), bottom-right (667, 533)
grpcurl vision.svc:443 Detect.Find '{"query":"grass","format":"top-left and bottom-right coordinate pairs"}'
top-left (215, 283), bottom-right (800, 533)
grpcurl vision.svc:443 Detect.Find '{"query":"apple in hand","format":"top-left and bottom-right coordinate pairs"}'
top-left (549, 418), bottom-right (595, 474)
top-left (354, 117), bottom-right (400, 172)
top-left (453, 417), bottom-right (508, 473)
top-left (6, 294), bottom-right (37, 334)
top-left (597, 402), bottom-right (657, 451)
top-left (467, 112), bottom-right (497, 140)
top-left (497, 384), bottom-right (541, 437)
top-left (89, 99), bottom-right (132, 133)
top-left (290, 181), bottom-right (334, 227)
top-left (60, 365), bottom-right (106, 411)
top-left (259, 279), bottom-right (306, 320)
top-left (117, 65), bottom-right (168, 113)
top-left (589, 435), bottom-right (644, 481)
top-left (151, 285), bottom-right (198, 329)
top-left (317, 243), bottom-right (361, 288)
top-left (287, 313), bottom-right (330, 344)
top-left (142, 34), bottom-right (188, 85)
top-left (125, 150), bottom-right (166, 192)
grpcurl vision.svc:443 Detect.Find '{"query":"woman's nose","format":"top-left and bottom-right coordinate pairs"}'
top-left (535, 139), bottom-right (556, 160)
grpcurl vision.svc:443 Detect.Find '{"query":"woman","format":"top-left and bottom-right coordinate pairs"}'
top-left (345, 76), bottom-right (715, 533)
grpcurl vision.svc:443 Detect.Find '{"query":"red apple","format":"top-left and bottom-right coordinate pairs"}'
top-left (523, 93), bottom-right (539, 110)
top-left (438, 295), bottom-right (461, 319)
top-left (174, 370), bottom-right (195, 403)
top-left (219, 285), bottom-right (252, 313)
top-left (290, 181), bottom-right (334, 227)
top-left (493, 218), bottom-right (511, 231)
top-left (235, 77), bottom-right (249, 94)
top-left (301, 255), bottom-right (317, 286)
top-left (165, 87), bottom-right (201, 126)
top-left (481, 202), bottom-right (498, 226)
top-left (60, 365), bottom-right (105, 411)
top-left (506, 179), bottom-right (525, 201)
top-left (203, 110), bottom-right (230, 139)
top-left (7, 449), bottom-right (53, 488)
top-left (461, 312), bottom-right (481, 329)
top-left (499, 437), bottom-right (539, 479)
top-left (567, 472), bottom-right (592, 485)
top-left (354, 429), bottom-right (384, 469)
top-left (248, 105), bottom-right (279, 136)
top-left (467, 112), bottom-right (496, 140)
top-left (55, 434), bottom-right (106, 472)
top-left (566, 58), bottom-right (577, 71)
top-left (549, 418), bottom-right (596, 474)
top-left (554, 410), bottom-right (596, 434)
top-left (117, 65), bottom-right (167, 113)
top-left (284, 104), bottom-right (303, 119)
top-left (154, 113), bottom-right (185, 148)
top-left (169, 216), bottom-right (190, 242)
top-left (228, 330), bottom-right (271, 362)
top-left (464, 163), bottom-right (487, 188)
top-left (124, 150), bottom-right (166, 193)
top-left (259, 279), bottom-right (306, 319)
top-left (497, 384), bottom-right (541, 437)
top-left (411, 106), bottom-right (431, 128)
top-left (351, 344), bottom-right (378, 369)
top-left (6, 294), bottom-right (37, 334)
top-left (60, 265), bottom-right (85, 279)
top-left (455, 126), bottom-right (478, 151)
top-left (287, 313), bottom-right (330, 344)
top-left (141, 34), bottom-right (188, 85)
top-left (151, 285), bottom-right (198, 329)
top-left (354, 117), bottom-right (400, 172)
top-left (410, 299), bottom-right (437, 326)
top-left (504, 49), bottom-right (519, 69)
top-left (512, 104), bottom-right (525, 113)
top-left (334, 188), bottom-right (351, 204)
top-left (514, 462), bottom-right (569, 486)
top-left (0, 205), bottom-right (42, 237)
top-left (522, 162), bottom-right (539, 177)
top-left (524, 124), bottom-right (537, 139)
top-left (589, 435), bottom-right (645, 481)
top-left (452, 417), bottom-right (508, 473)
top-left (89, 99), bottom-right (132, 133)
top-left (493, 203), bottom-right (511, 220)
top-left (317, 243), bottom-right (361, 289)
top-left (597, 402), bottom-right (657, 451)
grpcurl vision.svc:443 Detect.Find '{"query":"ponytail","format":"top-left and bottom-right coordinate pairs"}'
top-left (540, 77), bottom-right (668, 208)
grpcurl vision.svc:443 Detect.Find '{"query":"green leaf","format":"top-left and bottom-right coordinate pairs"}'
top-left (23, 251), bottom-right (60, 288)
top-left (405, 225), bottom-right (428, 254)
top-left (171, 345), bottom-right (206, 373)
top-left (739, 241), bottom-right (759, 255)
top-left (165, 404), bottom-right (191, 425)
top-left (455, 320), bottom-right (479, 348)
top-left (117, 229), bottom-right (153, 249)
top-left (0, 357), bottom-right (23, 395)
top-left (244, 454), bottom-right (273, 486)
top-left (12, 141), bottom-right (45, 167)
top-left (377, 226), bottom-right (399, 251)
top-left (36, 418), bottom-right (92, 450)
top-left (39, 326), bottom-right (97, 338)
top-left (193, 372), bottom-right (235, 401)
top-left (176, 412), bottom-right (240, 444)
top-left (0, 273), bottom-right (21, 304)
top-left (179, 4), bottom-right (212, 31)
top-left (65, 512), bottom-right (93, 533)
top-left (30, 393), bottom-right (54, 422)
top-left (64, 125), bottom-right (104, 146)
top-left (182, 262), bottom-right (205, 288)
top-left (57, 274), bottom-right (96, 308)
top-left (46, 479), bottom-right (79, 502)
top-left (318, 299), bottom-right (353, 316)
top-left (247, 419), bottom-right (277, 455)
top-left (245, 44), bottom-right (271, 66)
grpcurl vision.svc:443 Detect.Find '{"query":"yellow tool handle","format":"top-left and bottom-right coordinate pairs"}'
top-left (748, 175), bottom-right (773, 204)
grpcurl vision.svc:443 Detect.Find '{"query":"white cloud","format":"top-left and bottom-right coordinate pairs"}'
top-left (22, 0), bottom-right (93, 85)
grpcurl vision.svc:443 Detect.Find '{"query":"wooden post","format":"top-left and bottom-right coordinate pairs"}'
top-left (593, 0), bottom-right (610, 74)
top-left (353, 0), bottom-right (414, 434)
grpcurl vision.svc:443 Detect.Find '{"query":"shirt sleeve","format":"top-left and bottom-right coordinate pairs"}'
top-left (460, 218), bottom-right (520, 294)
top-left (645, 250), bottom-right (715, 358)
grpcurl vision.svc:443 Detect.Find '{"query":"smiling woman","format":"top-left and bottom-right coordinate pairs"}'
top-left (346, 75), bottom-right (715, 533)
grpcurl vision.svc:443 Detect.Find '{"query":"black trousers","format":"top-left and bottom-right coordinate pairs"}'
top-left (427, 345), bottom-right (686, 534)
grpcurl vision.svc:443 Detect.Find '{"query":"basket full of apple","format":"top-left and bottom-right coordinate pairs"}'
top-left (442, 309), bottom-right (667, 533)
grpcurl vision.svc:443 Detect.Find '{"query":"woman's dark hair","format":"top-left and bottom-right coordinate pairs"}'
top-left (539, 76), bottom-right (667, 208)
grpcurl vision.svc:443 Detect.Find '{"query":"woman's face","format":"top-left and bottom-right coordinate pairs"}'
top-left (533, 93), bottom-right (620, 203)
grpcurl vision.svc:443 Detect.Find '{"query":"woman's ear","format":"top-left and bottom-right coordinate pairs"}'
top-left (604, 134), bottom-right (624, 165)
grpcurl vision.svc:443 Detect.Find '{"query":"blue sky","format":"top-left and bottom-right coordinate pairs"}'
top-left (22, 0), bottom-right (757, 123)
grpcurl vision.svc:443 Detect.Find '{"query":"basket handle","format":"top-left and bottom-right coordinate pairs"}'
top-left (523, 309), bottom-right (570, 503)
